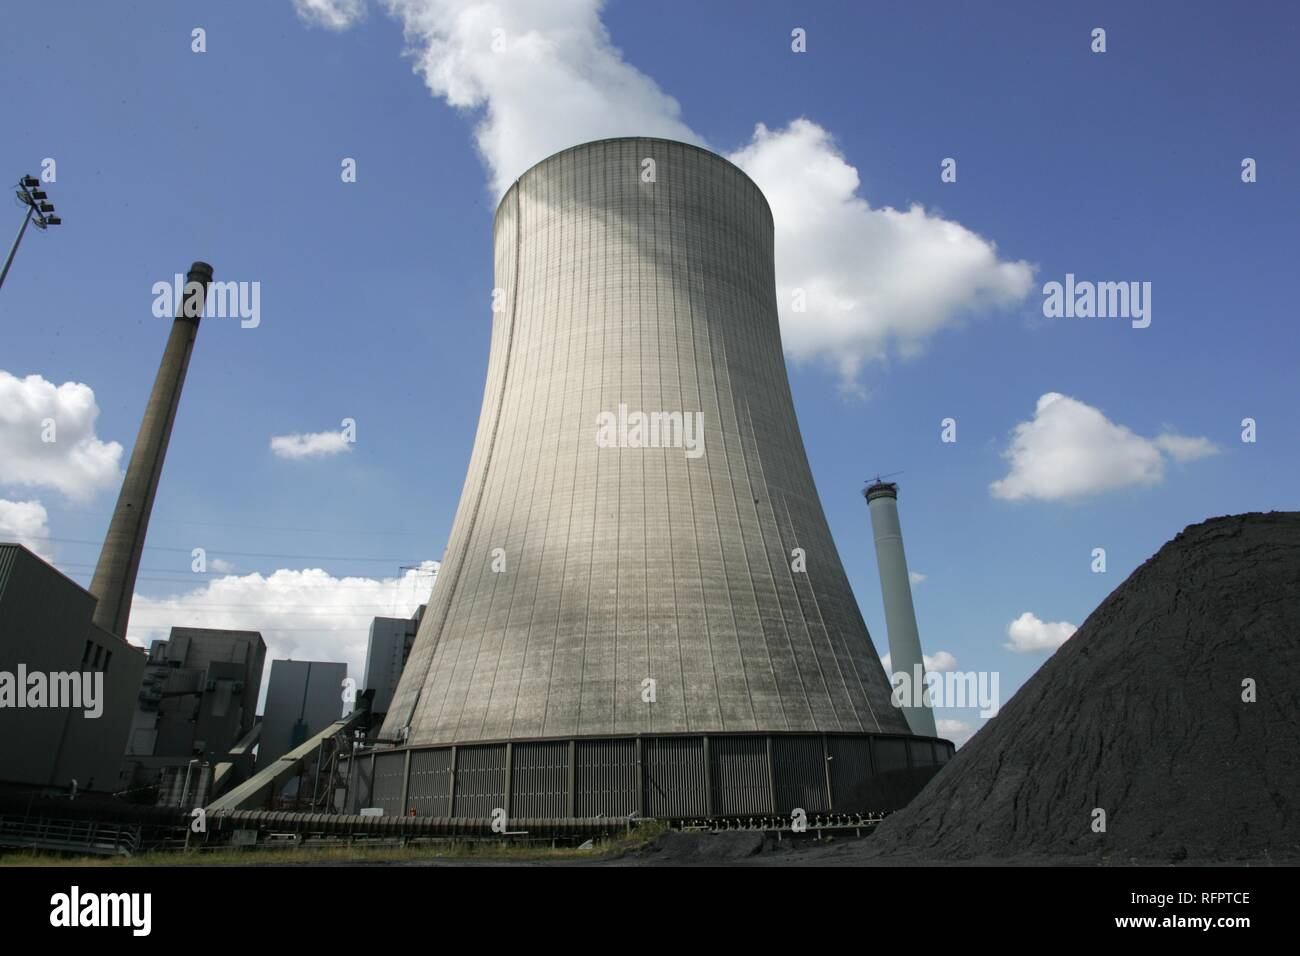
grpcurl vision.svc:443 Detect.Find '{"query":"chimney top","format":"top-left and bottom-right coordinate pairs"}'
top-left (864, 481), bottom-right (898, 502)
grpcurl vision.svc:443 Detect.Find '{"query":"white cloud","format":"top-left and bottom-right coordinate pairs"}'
top-left (1004, 611), bottom-right (1076, 654)
top-left (909, 570), bottom-right (926, 585)
top-left (209, 558), bottom-right (236, 573)
top-left (0, 498), bottom-right (53, 560)
top-left (1154, 432), bottom-right (1220, 463)
top-left (293, 0), bottom-right (367, 30)
top-left (991, 392), bottom-right (1217, 502)
top-left (730, 120), bottom-right (1036, 392)
top-left (382, 0), bottom-right (699, 197)
top-left (270, 430), bottom-right (353, 460)
top-left (924, 650), bottom-right (958, 672)
top-left (127, 563), bottom-right (438, 709)
top-left (309, 5), bottom-right (1032, 392)
top-left (936, 718), bottom-right (975, 747)
top-left (0, 371), bottom-right (123, 502)
top-left (882, 650), bottom-right (958, 673)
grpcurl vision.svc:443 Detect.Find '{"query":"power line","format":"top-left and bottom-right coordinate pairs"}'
top-left (128, 575), bottom-right (434, 589)
top-left (39, 537), bottom-right (431, 563)
top-left (53, 561), bottom-right (438, 576)
top-left (119, 604), bottom-right (419, 612)
top-left (125, 602), bottom-right (424, 612)
top-left (38, 505), bottom-right (429, 538)
top-left (126, 629), bottom-right (390, 634)
top-left (54, 574), bottom-right (436, 598)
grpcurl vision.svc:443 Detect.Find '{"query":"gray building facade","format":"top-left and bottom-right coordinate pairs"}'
top-left (0, 543), bottom-right (146, 793)
top-left (258, 660), bottom-right (347, 769)
top-left (363, 605), bottom-right (424, 719)
top-left (125, 626), bottom-right (265, 762)
top-left (372, 139), bottom-right (949, 817)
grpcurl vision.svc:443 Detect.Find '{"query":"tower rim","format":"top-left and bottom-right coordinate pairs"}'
top-left (493, 135), bottom-right (774, 229)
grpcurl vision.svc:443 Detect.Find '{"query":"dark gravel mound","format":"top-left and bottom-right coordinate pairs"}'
top-left (624, 831), bottom-right (770, 864)
top-left (861, 512), bottom-right (1300, 864)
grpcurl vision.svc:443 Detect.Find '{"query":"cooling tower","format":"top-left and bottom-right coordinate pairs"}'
top-left (372, 139), bottom-right (950, 819)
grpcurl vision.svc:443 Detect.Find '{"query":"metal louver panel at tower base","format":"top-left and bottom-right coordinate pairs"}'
top-left (382, 138), bottom-right (933, 799)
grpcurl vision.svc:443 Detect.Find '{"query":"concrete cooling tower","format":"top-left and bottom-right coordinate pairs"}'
top-left (367, 138), bottom-right (952, 820)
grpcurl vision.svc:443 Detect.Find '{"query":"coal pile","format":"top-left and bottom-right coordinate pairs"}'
top-left (623, 831), bottom-right (770, 865)
top-left (861, 512), bottom-right (1300, 864)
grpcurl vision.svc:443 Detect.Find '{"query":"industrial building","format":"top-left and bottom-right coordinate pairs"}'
top-left (363, 138), bottom-right (952, 818)
top-left (362, 605), bottom-right (425, 721)
top-left (258, 659), bottom-right (347, 769)
top-left (119, 627), bottom-right (265, 802)
top-left (1, 262), bottom-right (238, 812)
top-left (2, 168), bottom-right (952, 838)
top-left (0, 543), bottom-right (146, 794)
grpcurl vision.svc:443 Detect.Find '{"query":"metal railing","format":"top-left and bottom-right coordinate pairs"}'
top-left (0, 814), bottom-right (139, 856)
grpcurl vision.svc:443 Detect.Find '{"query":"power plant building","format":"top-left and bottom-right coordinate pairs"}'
top-left (120, 627), bottom-right (265, 796)
top-left (363, 605), bottom-right (425, 720)
top-left (364, 138), bottom-right (951, 818)
top-left (258, 660), bottom-right (347, 769)
top-left (2, 262), bottom-right (221, 803)
top-left (0, 543), bottom-right (146, 793)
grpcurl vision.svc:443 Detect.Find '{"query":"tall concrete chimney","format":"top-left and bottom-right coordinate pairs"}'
top-left (864, 481), bottom-right (937, 737)
top-left (90, 261), bottom-right (212, 637)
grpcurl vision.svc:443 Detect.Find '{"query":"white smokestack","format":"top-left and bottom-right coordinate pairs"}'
top-left (865, 481), bottom-right (938, 737)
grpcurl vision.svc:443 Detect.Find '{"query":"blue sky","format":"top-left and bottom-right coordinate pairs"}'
top-left (2, 0), bottom-right (1296, 738)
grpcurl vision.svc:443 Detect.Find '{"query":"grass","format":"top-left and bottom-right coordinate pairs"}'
top-left (0, 820), bottom-right (670, 867)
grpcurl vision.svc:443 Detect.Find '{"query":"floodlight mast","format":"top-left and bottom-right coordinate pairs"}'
top-left (0, 174), bottom-right (61, 293)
